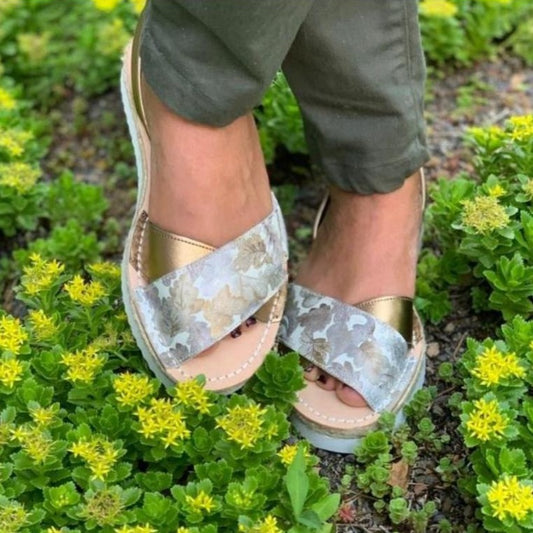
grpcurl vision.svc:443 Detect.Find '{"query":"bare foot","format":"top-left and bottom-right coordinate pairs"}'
top-left (295, 171), bottom-right (424, 407)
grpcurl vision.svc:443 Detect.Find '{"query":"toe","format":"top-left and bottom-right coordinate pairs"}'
top-left (316, 372), bottom-right (336, 391)
top-left (304, 364), bottom-right (320, 382)
top-left (335, 382), bottom-right (368, 407)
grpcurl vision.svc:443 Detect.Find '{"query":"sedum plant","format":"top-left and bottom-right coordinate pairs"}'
top-left (0, 255), bottom-right (339, 532)
top-left (418, 115), bottom-right (533, 323)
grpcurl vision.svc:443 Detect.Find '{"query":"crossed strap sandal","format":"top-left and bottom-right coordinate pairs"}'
top-left (279, 174), bottom-right (427, 453)
top-left (120, 30), bottom-right (288, 393)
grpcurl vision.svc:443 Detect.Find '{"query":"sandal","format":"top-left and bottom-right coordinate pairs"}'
top-left (279, 174), bottom-right (426, 453)
top-left (120, 26), bottom-right (288, 393)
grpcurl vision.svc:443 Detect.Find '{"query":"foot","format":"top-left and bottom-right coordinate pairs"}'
top-left (142, 76), bottom-right (272, 247)
top-left (295, 171), bottom-right (423, 407)
top-left (141, 76), bottom-right (272, 339)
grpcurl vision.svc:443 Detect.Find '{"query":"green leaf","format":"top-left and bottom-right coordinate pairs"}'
top-left (311, 493), bottom-right (340, 521)
top-left (285, 447), bottom-right (309, 518)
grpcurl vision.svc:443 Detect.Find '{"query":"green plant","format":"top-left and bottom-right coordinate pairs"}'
top-left (0, 255), bottom-right (339, 532)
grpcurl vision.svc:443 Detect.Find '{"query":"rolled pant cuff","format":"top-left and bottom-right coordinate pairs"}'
top-left (319, 144), bottom-right (431, 195)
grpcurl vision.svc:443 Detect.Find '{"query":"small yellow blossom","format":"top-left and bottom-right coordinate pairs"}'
top-left (0, 358), bottom-right (24, 388)
top-left (92, 0), bottom-right (120, 11)
top-left (461, 196), bottom-right (510, 234)
top-left (29, 405), bottom-right (56, 427)
top-left (176, 528), bottom-right (192, 533)
top-left (239, 515), bottom-right (283, 533)
top-left (509, 115), bottom-right (533, 142)
top-left (130, 0), bottom-right (146, 13)
top-left (21, 253), bottom-right (65, 295)
top-left (10, 424), bottom-right (53, 463)
top-left (0, 315), bottom-right (28, 355)
top-left (185, 491), bottom-right (215, 513)
top-left (419, 0), bottom-right (458, 17)
top-left (0, 501), bottom-right (28, 532)
top-left (0, 129), bottom-right (32, 158)
top-left (465, 398), bottom-right (508, 441)
top-left (136, 398), bottom-right (191, 446)
top-left (70, 436), bottom-right (120, 481)
top-left (471, 346), bottom-right (525, 386)
top-left (27, 309), bottom-right (59, 341)
top-left (487, 475), bottom-right (533, 521)
top-left (174, 379), bottom-right (213, 414)
top-left (64, 274), bottom-right (107, 306)
top-left (115, 525), bottom-right (157, 533)
top-left (277, 444), bottom-right (310, 466)
top-left (113, 372), bottom-right (155, 407)
top-left (216, 402), bottom-right (267, 449)
top-left (467, 125), bottom-right (505, 145)
top-left (88, 261), bottom-right (121, 279)
top-left (0, 87), bottom-right (15, 110)
top-left (487, 184), bottom-right (505, 198)
top-left (61, 346), bottom-right (106, 383)
top-left (0, 162), bottom-right (40, 192)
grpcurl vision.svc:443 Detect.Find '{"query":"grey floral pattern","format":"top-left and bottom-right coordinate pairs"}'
top-left (279, 284), bottom-right (417, 412)
top-left (135, 197), bottom-right (288, 367)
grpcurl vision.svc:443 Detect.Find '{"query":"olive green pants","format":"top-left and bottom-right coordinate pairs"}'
top-left (140, 0), bottom-right (429, 194)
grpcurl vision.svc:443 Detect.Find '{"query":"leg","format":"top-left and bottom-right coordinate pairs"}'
top-left (140, 0), bottom-right (314, 246)
top-left (282, 0), bottom-right (429, 406)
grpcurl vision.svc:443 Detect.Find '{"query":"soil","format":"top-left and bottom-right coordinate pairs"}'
top-left (30, 53), bottom-right (533, 531)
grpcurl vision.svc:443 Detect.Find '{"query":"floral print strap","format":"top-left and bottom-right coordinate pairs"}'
top-left (135, 197), bottom-right (288, 367)
top-left (279, 284), bottom-right (418, 412)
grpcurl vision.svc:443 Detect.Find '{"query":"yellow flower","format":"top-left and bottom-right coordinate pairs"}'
top-left (88, 261), bottom-right (121, 279)
top-left (0, 129), bottom-right (32, 158)
top-left (29, 405), bottom-right (56, 427)
top-left (21, 253), bottom-right (65, 295)
top-left (61, 346), bottom-right (106, 383)
top-left (113, 372), bottom-right (155, 407)
top-left (0, 501), bottom-right (28, 532)
top-left (174, 379), bottom-right (213, 414)
top-left (487, 475), bottom-right (533, 521)
top-left (419, 0), bottom-right (458, 17)
top-left (0, 315), bottom-right (28, 355)
top-left (27, 309), bottom-right (59, 341)
top-left (130, 0), bottom-right (146, 14)
top-left (64, 274), bottom-right (107, 306)
top-left (240, 515), bottom-right (283, 533)
top-left (465, 398), bottom-right (508, 441)
top-left (70, 436), bottom-right (120, 481)
top-left (176, 528), bottom-right (192, 533)
top-left (0, 162), bottom-right (40, 192)
top-left (0, 358), bottom-right (24, 388)
top-left (216, 402), bottom-right (267, 449)
top-left (0, 87), bottom-right (16, 110)
top-left (10, 424), bottom-right (53, 463)
top-left (136, 398), bottom-right (191, 446)
top-left (277, 444), bottom-right (310, 466)
top-left (461, 196), bottom-right (510, 234)
top-left (115, 526), bottom-right (157, 533)
top-left (92, 0), bottom-right (120, 11)
top-left (509, 115), bottom-right (533, 142)
top-left (185, 491), bottom-right (215, 513)
top-left (487, 184), bottom-right (505, 198)
top-left (471, 346), bottom-right (525, 386)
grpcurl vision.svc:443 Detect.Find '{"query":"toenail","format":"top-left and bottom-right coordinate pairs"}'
top-left (245, 317), bottom-right (257, 327)
top-left (230, 328), bottom-right (242, 338)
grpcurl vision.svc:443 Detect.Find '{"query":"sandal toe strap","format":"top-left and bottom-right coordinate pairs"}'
top-left (135, 200), bottom-right (288, 367)
top-left (279, 284), bottom-right (418, 413)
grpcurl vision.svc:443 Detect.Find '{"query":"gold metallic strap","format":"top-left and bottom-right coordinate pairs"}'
top-left (131, 13), bottom-right (149, 134)
top-left (130, 210), bottom-right (215, 282)
top-left (355, 296), bottom-right (413, 345)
